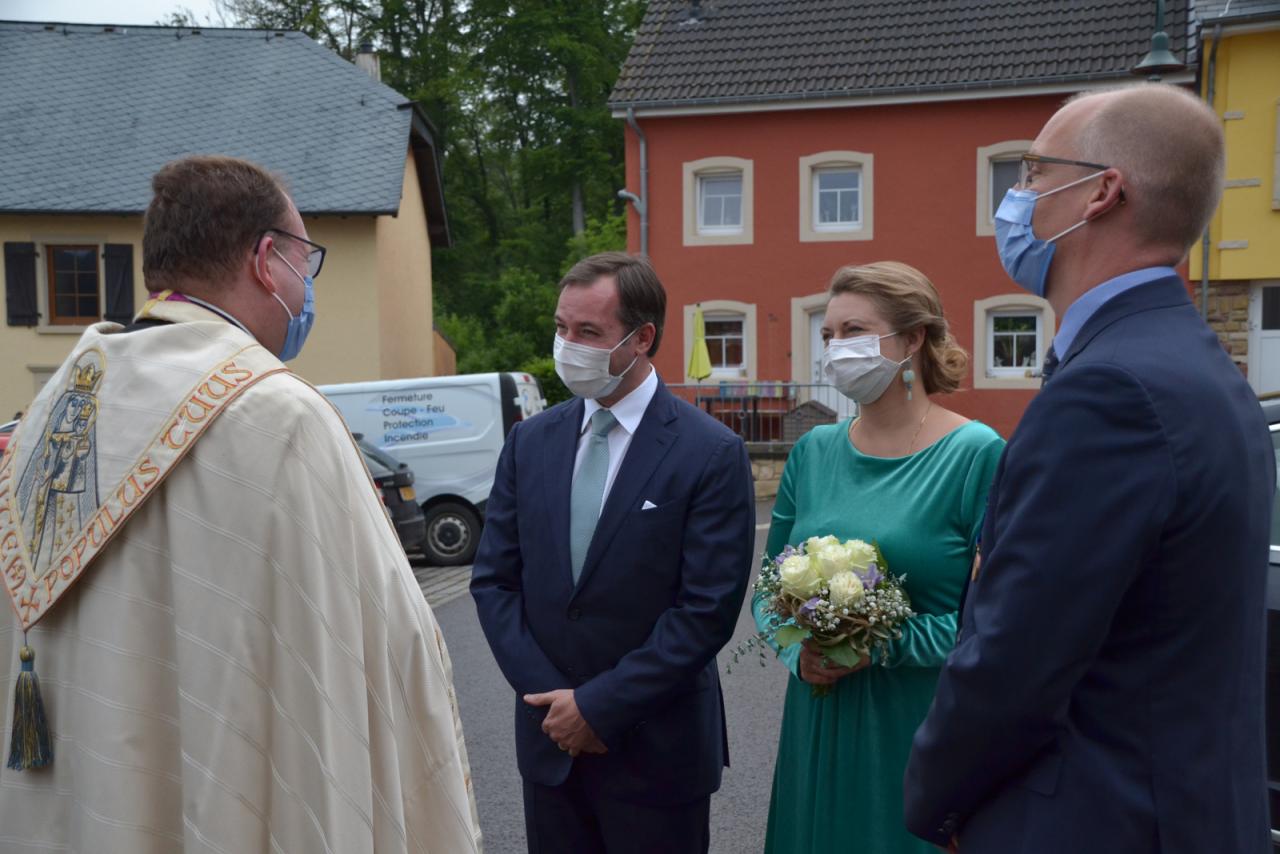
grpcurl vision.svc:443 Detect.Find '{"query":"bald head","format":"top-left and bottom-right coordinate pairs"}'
top-left (1060, 85), bottom-right (1223, 255)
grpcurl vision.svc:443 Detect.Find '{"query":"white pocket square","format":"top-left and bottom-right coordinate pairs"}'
top-left (641, 500), bottom-right (658, 510)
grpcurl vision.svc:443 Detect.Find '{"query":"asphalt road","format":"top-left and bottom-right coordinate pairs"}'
top-left (421, 502), bottom-right (787, 854)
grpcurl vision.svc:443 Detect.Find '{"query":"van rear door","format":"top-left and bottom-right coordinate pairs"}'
top-left (499, 373), bottom-right (546, 437)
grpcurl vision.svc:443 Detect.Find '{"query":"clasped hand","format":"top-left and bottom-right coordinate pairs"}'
top-left (523, 689), bottom-right (608, 757)
top-left (798, 638), bottom-right (869, 686)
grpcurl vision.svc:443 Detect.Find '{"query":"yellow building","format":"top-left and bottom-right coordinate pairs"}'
top-left (1192, 1), bottom-right (1280, 394)
top-left (0, 22), bottom-right (453, 420)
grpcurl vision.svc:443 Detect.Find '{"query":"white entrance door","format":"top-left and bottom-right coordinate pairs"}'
top-left (1250, 283), bottom-right (1280, 396)
top-left (807, 309), bottom-right (858, 419)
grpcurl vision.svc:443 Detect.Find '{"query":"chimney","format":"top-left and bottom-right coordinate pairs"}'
top-left (355, 39), bottom-right (380, 81)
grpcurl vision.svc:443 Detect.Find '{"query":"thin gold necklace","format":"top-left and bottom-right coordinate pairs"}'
top-left (850, 401), bottom-right (933, 456)
top-left (907, 402), bottom-right (933, 454)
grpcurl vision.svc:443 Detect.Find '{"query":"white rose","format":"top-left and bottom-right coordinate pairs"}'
top-left (843, 539), bottom-right (878, 571)
top-left (828, 571), bottom-right (865, 609)
top-left (780, 554), bottom-right (822, 598)
top-left (815, 543), bottom-right (855, 580)
top-left (804, 535), bottom-right (840, 555)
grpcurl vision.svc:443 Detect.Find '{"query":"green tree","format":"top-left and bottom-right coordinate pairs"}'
top-left (210, 0), bottom-right (644, 380)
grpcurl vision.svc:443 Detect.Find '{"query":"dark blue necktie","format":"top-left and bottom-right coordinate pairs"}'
top-left (1041, 345), bottom-right (1059, 387)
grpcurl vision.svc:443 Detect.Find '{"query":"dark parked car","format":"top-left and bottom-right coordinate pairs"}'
top-left (1263, 396), bottom-right (1280, 850)
top-left (356, 434), bottom-right (426, 552)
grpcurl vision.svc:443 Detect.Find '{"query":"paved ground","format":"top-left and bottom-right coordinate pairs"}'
top-left (415, 501), bottom-right (788, 853)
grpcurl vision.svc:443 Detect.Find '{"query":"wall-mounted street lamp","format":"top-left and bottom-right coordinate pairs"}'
top-left (1131, 0), bottom-right (1187, 80)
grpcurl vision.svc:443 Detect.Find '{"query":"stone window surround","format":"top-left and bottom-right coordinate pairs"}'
top-left (683, 157), bottom-right (754, 246)
top-left (976, 140), bottom-right (1033, 236)
top-left (972, 293), bottom-right (1055, 390)
top-left (683, 299), bottom-right (757, 380)
top-left (798, 151), bottom-right (874, 242)
top-left (789, 292), bottom-right (830, 381)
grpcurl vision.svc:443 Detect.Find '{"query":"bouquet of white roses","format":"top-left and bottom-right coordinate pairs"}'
top-left (736, 535), bottom-right (914, 697)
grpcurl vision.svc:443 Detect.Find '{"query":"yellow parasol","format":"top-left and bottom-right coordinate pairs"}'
top-left (687, 304), bottom-right (713, 381)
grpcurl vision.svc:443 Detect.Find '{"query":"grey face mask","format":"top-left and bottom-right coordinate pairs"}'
top-left (821, 332), bottom-right (908, 403)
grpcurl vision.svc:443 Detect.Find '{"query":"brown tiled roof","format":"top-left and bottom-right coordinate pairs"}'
top-left (610, 0), bottom-right (1194, 109)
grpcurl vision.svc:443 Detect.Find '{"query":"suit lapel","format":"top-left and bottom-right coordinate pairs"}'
top-left (543, 398), bottom-right (584, 585)
top-left (1060, 275), bottom-right (1190, 371)
top-left (572, 386), bottom-right (678, 595)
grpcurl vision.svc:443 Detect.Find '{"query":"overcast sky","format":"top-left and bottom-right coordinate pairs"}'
top-left (3, 0), bottom-right (226, 27)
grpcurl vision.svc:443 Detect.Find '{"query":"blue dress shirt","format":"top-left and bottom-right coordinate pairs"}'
top-left (1053, 266), bottom-right (1179, 357)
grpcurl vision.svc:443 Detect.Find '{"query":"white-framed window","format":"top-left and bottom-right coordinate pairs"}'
top-left (988, 311), bottom-right (1041, 375)
top-left (698, 173), bottom-right (743, 233)
top-left (683, 157), bottom-right (753, 246)
top-left (684, 300), bottom-right (757, 379)
top-left (798, 151), bottom-right (874, 242)
top-left (704, 313), bottom-right (745, 370)
top-left (976, 140), bottom-right (1033, 236)
top-left (813, 167), bottom-right (861, 230)
top-left (972, 294), bottom-right (1056, 390)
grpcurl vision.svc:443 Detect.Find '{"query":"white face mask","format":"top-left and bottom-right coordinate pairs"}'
top-left (822, 332), bottom-right (909, 403)
top-left (553, 328), bottom-right (640, 399)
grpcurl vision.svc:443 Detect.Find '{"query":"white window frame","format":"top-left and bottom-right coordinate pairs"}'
top-left (799, 151), bottom-right (874, 242)
top-left (976, 140), bottom-right (1033, 236)
top-left (683, 157), bottom-right (753, 246)
top-left (812, 167), bottom-right (861, 231)
top-left (684, 300), bottom-right (757, 380)
top-left (987, 310), bottom-right (1043, 377)
top-left (697, 174), bottom-right (744, 234)
top-left (972, 294), bottom-right (1056, 390)
top-left (702, 312), bottom-right (746, 372)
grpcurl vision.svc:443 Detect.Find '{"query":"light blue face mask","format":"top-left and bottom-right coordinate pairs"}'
top-left (271, 248), bottom-right (315, 362)
top-left (993, 170), bottom-right (1106, 297)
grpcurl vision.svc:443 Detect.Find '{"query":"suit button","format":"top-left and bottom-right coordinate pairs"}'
top-left (568, 608), bottom-right (581, 620)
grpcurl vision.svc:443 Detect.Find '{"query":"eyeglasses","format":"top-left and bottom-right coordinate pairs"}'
top-left (258, 228), bottom-right (326, 279)
top-left (1018, 153), bottom-right (1111, 189)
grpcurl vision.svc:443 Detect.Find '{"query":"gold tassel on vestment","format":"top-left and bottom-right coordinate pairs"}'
top-left (7, 643), bottom-right (52, 771)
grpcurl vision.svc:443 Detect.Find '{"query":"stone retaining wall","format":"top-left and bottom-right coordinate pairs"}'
top-left (1204, 281), bottom-right (1251, 375)
top-left (747, 441), bottom-right (793, 500)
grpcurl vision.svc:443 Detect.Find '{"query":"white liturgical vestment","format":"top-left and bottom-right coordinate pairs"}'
top-left (0, 300), bottom-right (482, 853)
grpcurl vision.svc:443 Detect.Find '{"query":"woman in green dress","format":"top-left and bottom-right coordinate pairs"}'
top-left (756, 262), bottom-right (1005, 854)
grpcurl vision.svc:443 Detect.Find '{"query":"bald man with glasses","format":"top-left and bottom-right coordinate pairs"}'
top-left (905, 85), bottom-right (1274, 854)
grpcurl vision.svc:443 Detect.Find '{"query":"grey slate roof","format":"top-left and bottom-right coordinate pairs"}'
top-left (1195, 0), bottom-right (1280, 23)
top-left (0, 20), bottom-right (444, 229)
top-left (610, 0), bottom-right (1195, 110)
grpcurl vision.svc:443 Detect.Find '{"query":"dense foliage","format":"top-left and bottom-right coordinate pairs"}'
top-left (170, 1), bottom-right (643, 398)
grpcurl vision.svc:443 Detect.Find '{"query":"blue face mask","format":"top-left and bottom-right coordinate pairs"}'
top-left (994, 170), bottom-right (1106, 297)
top-left (271, 248), bottom-right (316, 362)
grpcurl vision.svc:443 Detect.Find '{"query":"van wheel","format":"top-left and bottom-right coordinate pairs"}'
top-left (422, 502), bottom-right (480, 566)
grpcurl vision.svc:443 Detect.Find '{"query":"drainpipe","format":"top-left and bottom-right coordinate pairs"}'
top-left (617, 107), bottom-right (649, 256)
top-left (1200, 23), bottom-right (1221, 319)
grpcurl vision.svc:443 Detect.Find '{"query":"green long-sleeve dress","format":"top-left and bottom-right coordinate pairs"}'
top-left (755, 418), bottom-right (1004, 854)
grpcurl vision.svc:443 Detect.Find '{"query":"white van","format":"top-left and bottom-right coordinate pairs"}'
top-left (319, 372), bottom-right (546, 565)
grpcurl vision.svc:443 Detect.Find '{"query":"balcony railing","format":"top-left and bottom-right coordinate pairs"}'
top-left (666, 381), bottom-right (858, 443)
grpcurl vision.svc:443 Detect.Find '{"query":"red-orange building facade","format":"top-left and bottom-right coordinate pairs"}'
top-left (611, 0), bottom-right (1197, 439)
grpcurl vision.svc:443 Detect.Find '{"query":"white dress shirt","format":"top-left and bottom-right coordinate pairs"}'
top-left (573, 365), bottom-right (659, 513)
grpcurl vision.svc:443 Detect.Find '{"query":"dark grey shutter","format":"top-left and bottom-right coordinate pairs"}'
top-left (4, 242), bottom-right (39, 326)
top-left (102, 243), bottom-right (135, 325)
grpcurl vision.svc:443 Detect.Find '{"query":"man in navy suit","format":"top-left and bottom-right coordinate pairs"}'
top-left (471, 252), bottom-right (755, 853)
top-left (904, 85), bottom-right (1274, 853)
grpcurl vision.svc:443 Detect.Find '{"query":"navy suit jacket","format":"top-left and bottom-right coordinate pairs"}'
top-left (470, 379), bottom-right (755, 805)
top-left (904, 276), bottom-right (1275, 853)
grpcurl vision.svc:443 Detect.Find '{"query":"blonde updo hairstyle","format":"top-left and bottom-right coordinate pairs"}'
top-left (827, 261), bottom-right (968, 395)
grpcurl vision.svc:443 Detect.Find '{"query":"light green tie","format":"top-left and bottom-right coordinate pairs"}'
top-left (570, 408), bottom-right (617, 583)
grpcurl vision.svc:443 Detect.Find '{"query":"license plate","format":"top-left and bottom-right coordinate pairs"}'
top-left (399, 486), bottom-right (415, 502)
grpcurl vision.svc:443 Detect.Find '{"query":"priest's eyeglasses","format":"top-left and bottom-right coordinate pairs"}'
top-left (1018, 154), bottom-right (1111, 189)
top-left (259, 228), bottom-right (327, 279)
